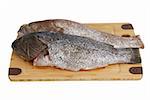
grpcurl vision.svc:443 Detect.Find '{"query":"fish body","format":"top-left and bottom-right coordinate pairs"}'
top-left (18, 19), bottom-right (144, 48)
top-left (12, 32), bottom-right (141, 71)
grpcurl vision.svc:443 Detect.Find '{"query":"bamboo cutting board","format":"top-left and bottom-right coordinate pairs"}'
top-left (9, 23), bottom-right (143, 81)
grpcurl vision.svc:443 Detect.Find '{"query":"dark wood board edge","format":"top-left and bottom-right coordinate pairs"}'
top-left (121, 23), bottom-right (134, 30)
top-left (9, 68), bottom-right (22, 75)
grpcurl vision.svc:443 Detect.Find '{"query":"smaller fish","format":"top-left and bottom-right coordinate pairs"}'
top-left (17, 19), bottom-right (144, 49)
top-left (12, 32), bottom-right (141, 71)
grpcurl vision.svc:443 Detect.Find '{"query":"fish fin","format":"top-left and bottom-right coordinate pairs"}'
top-left (114, 35), bottom-right (144, 49)
top-left (33, 51), bottom-right (53, 66)
top-left (129, 35), bottom-right (144, 49)
top-left (135, 35), bottom-right (144, 49)
top-left (117, 48), bottom-right (141, 64)
top-left (130, 48), bottom-right (141, 64)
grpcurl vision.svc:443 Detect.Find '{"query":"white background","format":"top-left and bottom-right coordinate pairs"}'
top-left (0, 0), bottom-right (150, 100)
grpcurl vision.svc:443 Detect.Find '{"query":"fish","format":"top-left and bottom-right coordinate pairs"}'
top-left (12, 32), bottom-right (141, 71)
top-left (17, 19), bottom-right (144, 49)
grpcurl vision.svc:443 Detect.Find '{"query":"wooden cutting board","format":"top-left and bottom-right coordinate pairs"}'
top-left (9, 23), bottom-right (143, 81)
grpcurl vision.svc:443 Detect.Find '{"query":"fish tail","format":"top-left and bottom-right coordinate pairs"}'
top-left (133, 35), bottom-right (144, 49)
top-left (114, 35), bottom-right (144, 49)
top-left (129, 48), bottom-right (141, 63)
top-left (117, 48), bottom-right (141, 64)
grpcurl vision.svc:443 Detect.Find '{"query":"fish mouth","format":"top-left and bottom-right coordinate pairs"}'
top-left (11, 38), bottom-right (22, 52)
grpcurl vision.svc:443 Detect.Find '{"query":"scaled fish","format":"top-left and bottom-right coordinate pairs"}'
top-left (18, 19), bottom-right (144, 49)
top-left (12, 32), bottom-right (141, 71)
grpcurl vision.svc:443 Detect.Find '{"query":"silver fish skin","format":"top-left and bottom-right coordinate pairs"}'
top-left (18, 19), bottom-right (144, 49)
top-left (12, 32), bottom-right (141, 71)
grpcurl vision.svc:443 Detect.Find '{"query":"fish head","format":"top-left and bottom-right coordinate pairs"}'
top-left (17, 24), bottom-right (32, 38)
top-left (12, 33), bottom-right (48, 61)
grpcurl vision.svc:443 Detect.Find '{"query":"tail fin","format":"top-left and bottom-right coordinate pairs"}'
top-left (119, 35), bottom-right (144, 49)
top-left (134, 35), bottom-right (144, 49)
top-left (117, 48), bottom-right (141, 64)
top-left (130, 48), bottom-right (141, 63)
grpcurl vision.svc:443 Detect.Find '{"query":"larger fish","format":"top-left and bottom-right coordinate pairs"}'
top-left (12, 32), bottom-right (141, 71)
top-left (18, 19), bottom-right (144, 49)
